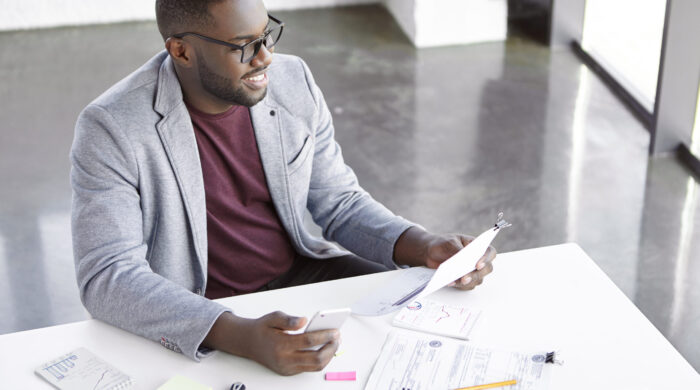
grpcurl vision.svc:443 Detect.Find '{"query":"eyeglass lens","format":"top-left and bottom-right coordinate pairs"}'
top-left (241, 26), bottom-right (282, 63)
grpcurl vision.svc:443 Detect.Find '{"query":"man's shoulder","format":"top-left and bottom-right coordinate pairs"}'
top-left (268, 53), bottom-right (310, 88)
top-left (89, 51), bottom-right (168, 115)
top-left (266, 53), bottom-right (320, 116)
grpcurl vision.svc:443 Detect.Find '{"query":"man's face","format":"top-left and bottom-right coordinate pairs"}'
top-left (194, 0), bottom-right (273, 107)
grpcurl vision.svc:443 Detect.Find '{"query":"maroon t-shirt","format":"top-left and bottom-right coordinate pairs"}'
top-left (187, 103), bottom-right (296, 299)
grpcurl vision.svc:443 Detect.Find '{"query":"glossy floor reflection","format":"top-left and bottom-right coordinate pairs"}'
top-left (0, 5), bottom-right (698, 371)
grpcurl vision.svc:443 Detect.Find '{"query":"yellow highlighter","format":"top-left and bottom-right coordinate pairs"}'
top-left (453, 379), bottom-right (517, 390)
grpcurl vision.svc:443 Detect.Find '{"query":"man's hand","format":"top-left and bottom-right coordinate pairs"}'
top-left (393, 227), bottom-right (497, 290)
top-left (202, 311), bottom-right (340, 376)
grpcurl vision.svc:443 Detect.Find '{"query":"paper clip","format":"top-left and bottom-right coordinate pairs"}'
top-left (545, 351), bottom-right (564, 365)
top-left (493, 212), bottom-right (512, 231)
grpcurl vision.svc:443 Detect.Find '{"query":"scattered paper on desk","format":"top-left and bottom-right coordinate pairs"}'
top-left (352, 216), bottom-right (507, 317)
top-left (157, 375), bottom-right (212, 390)
top-left (351, 266), bottom-right (435, 316)
top-left (392, 298), bottom-right (482, 340)
top-left (364, 330), bottom-right (551, 390)
top-left (34, 348), bottom-right (132, 390)
top-left (412, 225), bottom-right (501, 304)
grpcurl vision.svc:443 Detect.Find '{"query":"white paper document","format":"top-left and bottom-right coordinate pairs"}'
top-left (35, 348), bottom-right (133, 390)
top-left (392, 298), bottom-right (482, 340)
top-left (412, 225), bottom-right (501, 304)
top-left (351, 214), bottom-right (510, 316)
top-left (365, 330), bottom-right (551, 390)
top-left (351, 266), bottom-right (435, 316)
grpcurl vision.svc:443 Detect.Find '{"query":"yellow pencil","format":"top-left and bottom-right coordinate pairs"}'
top-left (453, 379), bottom-right (517, 390)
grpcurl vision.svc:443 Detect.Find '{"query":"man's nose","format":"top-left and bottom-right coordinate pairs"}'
top-left (250, 44), bottom-right (273, 68)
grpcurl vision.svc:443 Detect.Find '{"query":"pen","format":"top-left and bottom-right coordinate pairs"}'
top-left (453, 379), bottom-right (517, 390)
top-left (392, 282), bottom-right (428, 306)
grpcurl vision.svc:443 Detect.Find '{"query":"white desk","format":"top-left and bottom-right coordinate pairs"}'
top-left (1, 244), bottom-right (698, 389)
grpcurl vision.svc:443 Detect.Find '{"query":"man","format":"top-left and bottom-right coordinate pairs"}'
top-left (71, 0), bottom-right (496, 376)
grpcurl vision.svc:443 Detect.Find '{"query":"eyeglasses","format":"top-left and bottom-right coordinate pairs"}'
top-left (171, 14), bottom-right (284, 63)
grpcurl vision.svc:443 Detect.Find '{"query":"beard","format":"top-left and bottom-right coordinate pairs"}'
top-left (197, 53), bottom-right (267, 108)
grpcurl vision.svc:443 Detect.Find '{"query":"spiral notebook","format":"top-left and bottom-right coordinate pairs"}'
top-left (35, 348), bottom-right (133, 390)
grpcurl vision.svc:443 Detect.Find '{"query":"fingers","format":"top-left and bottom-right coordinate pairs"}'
top-left (434, 236), bottom-right (463, 259)
top-left (474, 245), bottom-right (497, 271)
top-left (457, 235), bottom-right (474, 247)
top-left (426, 234), bottom-right (473, 268)
top-left (291, 329), bottom-right (340, 350)
top-left (251, 313), bottom-right (342, 376)
top-left (262, 311), bottom-right (306, 331)
top-left (294, 339), bottom-right (340, 372)
top-left (453, 261), bottom-right (494, 290)
top-left (274, 335), bottom-right (340, 376)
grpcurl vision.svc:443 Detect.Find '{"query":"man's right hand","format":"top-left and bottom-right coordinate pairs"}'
top-left (202, 311), bottom-right (340, 376)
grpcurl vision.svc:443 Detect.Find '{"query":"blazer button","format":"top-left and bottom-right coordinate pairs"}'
top-left (270, 110), bottom-right (276, 116)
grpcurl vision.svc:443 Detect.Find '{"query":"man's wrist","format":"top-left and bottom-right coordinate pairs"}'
top-left (201, 311), bottom-right (255, 359)
top-left (393, 226), bottom-right (435, 267)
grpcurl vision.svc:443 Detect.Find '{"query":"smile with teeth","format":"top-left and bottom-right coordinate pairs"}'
top-left (244, 73), bottom-right (265, 81)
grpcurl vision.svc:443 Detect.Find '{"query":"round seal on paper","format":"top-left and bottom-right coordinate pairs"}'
top-left (407, 301), bottom-right (422, 310)
top-left (532, 355), bottom-right (546, 363)
top-left (429, 340), bottom-right (442, 348)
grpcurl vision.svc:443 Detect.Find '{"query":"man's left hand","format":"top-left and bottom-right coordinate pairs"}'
top-left (394, 227), bottom-right (497, 291)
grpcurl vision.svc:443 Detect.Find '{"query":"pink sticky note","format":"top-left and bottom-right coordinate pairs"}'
top-left (325, 371), bottom-right (356, 381)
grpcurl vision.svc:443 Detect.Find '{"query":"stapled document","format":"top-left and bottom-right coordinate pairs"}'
top-left (351, 213), bottom-right (511, 316)
top-left (365, 330), bottom-right (552, 390)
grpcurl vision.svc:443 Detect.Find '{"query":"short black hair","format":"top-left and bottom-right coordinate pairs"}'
top-left (155, 0), bottom-right (226, 40)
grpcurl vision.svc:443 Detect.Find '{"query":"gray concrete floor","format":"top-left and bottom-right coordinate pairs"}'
top-left (1, 5), bottom-right (698, 372)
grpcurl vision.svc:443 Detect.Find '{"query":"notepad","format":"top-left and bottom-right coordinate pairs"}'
top-left (35, 348), bottom-right (132, 390)
top-left (392, 298), bottom-right (482, 340)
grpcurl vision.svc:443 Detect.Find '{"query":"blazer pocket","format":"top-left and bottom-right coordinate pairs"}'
top-left (286, 135), bottom-right (313, 175)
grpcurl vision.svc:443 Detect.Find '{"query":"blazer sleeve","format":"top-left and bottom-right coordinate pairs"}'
top-left (297, 58), bottom-right (418, 268)
top-left (70, 104), bottom-right (230, 361)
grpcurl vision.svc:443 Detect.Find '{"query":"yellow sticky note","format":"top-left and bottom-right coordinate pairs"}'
top-left (157, 375), bottom-right (212, 390)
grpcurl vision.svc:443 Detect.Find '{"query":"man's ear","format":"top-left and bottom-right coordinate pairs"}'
top-left (165, 37), bottom-right (194, 68)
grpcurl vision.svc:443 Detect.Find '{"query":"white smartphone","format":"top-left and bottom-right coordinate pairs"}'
top-left (304, 307), bottom-right (352, 332)
top-left (301, 308), bottom-right (351, 351)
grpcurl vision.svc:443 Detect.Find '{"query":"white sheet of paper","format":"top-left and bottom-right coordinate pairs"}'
top-left (413, 226), bottom-right (499, 303)
top-left (364, 330), bottom-right (552, 390)
top-left (392, 298), bottom-right (482, 340)
top-left (351, 224), bottom-right (502, 317)
top-left (351, 267), bottom-right (435, 316)
top-left (34, 348), bottom-right (133, 390)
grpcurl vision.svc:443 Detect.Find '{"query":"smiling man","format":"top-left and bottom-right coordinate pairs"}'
top-left (70, 0), bottom-right (496, 375)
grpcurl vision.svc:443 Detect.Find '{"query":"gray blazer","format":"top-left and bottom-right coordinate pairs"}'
top-left (70, 51), bottom-right (414, 361)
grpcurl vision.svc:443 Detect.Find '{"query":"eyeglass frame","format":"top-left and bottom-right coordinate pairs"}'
top-left (170, 14), bottom-right (284, 63)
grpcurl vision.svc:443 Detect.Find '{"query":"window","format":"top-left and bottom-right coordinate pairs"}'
top-left (582, 0), bottom-right (667, 111)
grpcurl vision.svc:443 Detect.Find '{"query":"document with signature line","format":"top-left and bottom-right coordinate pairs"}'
top-left (365, 330), bottom-right (551, 390)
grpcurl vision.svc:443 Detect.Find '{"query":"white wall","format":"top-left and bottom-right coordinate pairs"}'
top-left (0, 0), bottom-right (507, 48)
top-left (384, 0), bottom-right (416, 40)
top-left (0, 0), bottom-right (378, 31)
top-left (1, 0), bottom-right (156, 31)
top-left (265, 0), bottom-right (377, 11)
top-left (386, 0), bottom-right (507, 48)
top-left (414, 0), bottom-right (506, 47)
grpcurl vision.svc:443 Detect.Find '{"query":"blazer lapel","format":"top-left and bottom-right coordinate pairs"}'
top-left (250, 102), bottom-right (298, 242)
top-left (153, 56), bottom-right (208, 284)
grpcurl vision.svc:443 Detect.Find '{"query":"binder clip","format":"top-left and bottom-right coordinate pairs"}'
top-left (545, 351), bottom-right (564, 366)
top-left (494, 212), bottom-right (512, 231)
